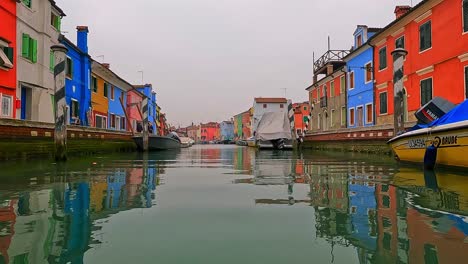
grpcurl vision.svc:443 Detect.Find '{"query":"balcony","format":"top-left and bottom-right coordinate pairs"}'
top-left (320, 96), bottom-right (327, 108)
top-left (314, 50), bottom-right (350, 76)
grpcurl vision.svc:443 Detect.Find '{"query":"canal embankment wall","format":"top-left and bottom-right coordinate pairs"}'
top-left (303, 124), bottom-right (409, 154)
top-left (0, 119), bottom-right (137, 161)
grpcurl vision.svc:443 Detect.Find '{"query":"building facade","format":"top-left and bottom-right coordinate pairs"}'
top-left (200, 122), bottom-right (219, 142)
top-left (60, 26), bottom-right (92, 126)
top-left (252, 98), bottom-right (287, 135)
top-left (16, 0), bottom-right (65, 122)
top-left (134, 84), bottom-right (157, 134)
top-left (126, 89), bottom-right (144, 133)
top-left (0, 0), bottom-right (17, 119)
top-left (344, 25), bottom-right (380, 128)
top-left (371, 1), bottom-right (468, 126)
top-left (220, 121), bottom-right (234, 140)
top-left (293, 102), bottom-right (310, 135)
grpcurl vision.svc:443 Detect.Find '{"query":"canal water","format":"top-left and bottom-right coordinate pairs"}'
top-left (0, 145), bottom-right (467, 264)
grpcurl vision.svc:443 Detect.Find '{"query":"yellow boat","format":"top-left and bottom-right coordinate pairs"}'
top-left (388, 120), bottom-right (468, 168)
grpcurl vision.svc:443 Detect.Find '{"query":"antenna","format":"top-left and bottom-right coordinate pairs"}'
top-left (281, 88), bottom-right (287, 98)
top-left (328, 35), bottom-right (331, 50)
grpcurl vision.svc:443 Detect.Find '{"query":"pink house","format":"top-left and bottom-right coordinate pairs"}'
top-left (126, 89), bottom-right (144, 133)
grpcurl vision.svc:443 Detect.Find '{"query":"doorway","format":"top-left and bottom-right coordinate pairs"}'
top-left (357, 106), bottom-right (364, 127)
top-left (20, 86), bottom-right (32, 120)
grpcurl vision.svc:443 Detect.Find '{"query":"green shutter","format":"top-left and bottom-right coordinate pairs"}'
top-left (57, 17), bottom-right (61, 31)
top-left (4, 47), bottom-right (14, 64)
top-left (49, 50), bottom-right (54, 70)
top-left (31, 38), bottom-right (37, 63)
top-left (22, 34), bottom-right (29, 58)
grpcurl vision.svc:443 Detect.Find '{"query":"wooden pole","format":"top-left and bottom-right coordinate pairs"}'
top-left (51, 44), bottom-right (69, 161)
top-left (120, 96), bottom-right (134, 135)
top-left (391, 48), bottom-right (408, 136)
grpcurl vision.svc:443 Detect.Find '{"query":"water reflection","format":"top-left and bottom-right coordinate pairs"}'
top-left (0, 146), bottom-right (467, 263)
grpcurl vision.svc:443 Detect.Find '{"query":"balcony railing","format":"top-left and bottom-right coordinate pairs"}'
top-left (320, 96), bottom-right (327, 108)
top-left (314, 50), bottom-right (350, 73)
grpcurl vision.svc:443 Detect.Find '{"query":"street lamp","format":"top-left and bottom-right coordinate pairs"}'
top-left (391, 48), bottom-right (408, 136)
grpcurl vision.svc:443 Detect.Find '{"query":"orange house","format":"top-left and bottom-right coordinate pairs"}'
top-left (91, 61), bottom-right (109, 128)
top-left (293, 102), bottom-right (310, 135)
top-left (371, 0), bottom-right (468, 126)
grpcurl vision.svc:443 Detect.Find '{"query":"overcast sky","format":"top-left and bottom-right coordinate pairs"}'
top-left (56, 0), bottom-right (420, 127)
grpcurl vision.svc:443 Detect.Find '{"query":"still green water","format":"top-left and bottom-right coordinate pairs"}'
top-left (0, 145), bottom-right (468, 264)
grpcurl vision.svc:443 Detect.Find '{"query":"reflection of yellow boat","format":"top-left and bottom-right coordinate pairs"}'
top-left (388, 121), bottom-right (468, 168)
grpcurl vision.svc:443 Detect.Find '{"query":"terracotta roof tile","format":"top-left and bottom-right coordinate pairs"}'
top-left (254, 97), bottom-right (287, 103)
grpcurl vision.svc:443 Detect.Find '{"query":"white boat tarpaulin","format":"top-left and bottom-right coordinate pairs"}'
top-left (255, 112), bottom-right (292, 141)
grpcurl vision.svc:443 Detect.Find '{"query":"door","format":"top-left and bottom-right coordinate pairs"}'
top-left (357, 106), bottom-right (364, 127)
top-left (21, 86), bottom-right (27, 120)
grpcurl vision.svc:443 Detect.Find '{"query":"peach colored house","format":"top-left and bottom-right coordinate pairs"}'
top-left (126, 89), bottom-right (144, 133)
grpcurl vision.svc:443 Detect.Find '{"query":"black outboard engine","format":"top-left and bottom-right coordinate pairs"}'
top-left (415, 97), bottom-right (455, 124)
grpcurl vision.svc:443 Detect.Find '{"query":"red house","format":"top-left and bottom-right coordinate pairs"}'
top-left (200, 122), bottom-right (219, 142)
top-left (126, 89), bottom-right (144, 133)
top-left (371, 0), bottom-right (468, 126)
top-left (0, 0), bottom-right (17, 119)
top-left (293, 102), bottom-right (311, 135)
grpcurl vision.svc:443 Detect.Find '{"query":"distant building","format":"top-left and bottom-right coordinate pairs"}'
top-left (127, 89), bottom-right (144, 133)
top-left (220, 121), bottom-right (234, 140)
top-left (293, 102), bottom-right (310, 136)
top-left (186, 125), bottom-right (199, 140)
top-left (200, 122), bottom-right (219, 142)
top-left (0, 0), bottom-right (16, 119)
top-left (252, 98), bottom-right (287, 135)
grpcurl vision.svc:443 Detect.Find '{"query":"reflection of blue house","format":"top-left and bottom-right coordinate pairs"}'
top-left (344, 25), bottom-right (380, 128)
top-left (348, 177), bottom-right (377, 251)
top-left (135, 84), bottom-right (157, 134)
top-left (106, 171), bottom-right (127, 209)
top-left (144, 167), bottom-right (157, 208)
top-left (60, 26), bottom-right (92, 126)
top-left (220, 121), bottom-right (234, 140)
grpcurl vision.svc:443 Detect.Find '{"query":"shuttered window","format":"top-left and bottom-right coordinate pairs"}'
top-left (419, 21), bottom-right (432, 51)
top-left (341, 107), bottom-right (346, 126)
top-left (421, 78), bottom-right (433, 106)
top-left (51, 12), bottom-right (61, 31)
top-left (92, 76), bottom-right (97, 93)
top-left (379, 47), bottom-right (387, 70)
top-left (366, 104), bottom-right (373, 123)
top-left (464, 0), bottom-right (468, 33)
top-left (340, 75), bottom-right (345, 94)
top-left (49, 50), bottom-right (54, 71)
top-left (21, 34), bottom-right (37, 63)
top-left (395, 36), bottom-right (405, 49)
top-left (379, 92), bottom-right (388, 114)
top-left (349, 108), bottom-right (355, 126)
top-left (66, 57), bottom-right (73, 79)
top-left (103, 83), bottom-right (108, 97)
top-left (3, 47), bottom-right (14, 64)
top-left (349, 72), bottom-right (355, 89)
top-left (21, 0), bottom-right (31, 8)
top-left (330, 81), bottom-right (335, 97)
top-left (365, 63), bottom-right (372, 83)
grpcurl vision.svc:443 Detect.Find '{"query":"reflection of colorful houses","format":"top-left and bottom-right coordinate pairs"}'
top-left (375, 184), bottom-right (398, 263)
top-left (106, 171), bottom-right (127, 209)
top-left (90, 181), bottom-right (107, 213)
top-left (0, 200), bottom-right (16, 262)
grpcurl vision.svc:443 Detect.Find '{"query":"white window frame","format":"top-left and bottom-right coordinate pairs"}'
top-left (356, 105), bottom-right (364, 127)
top-left (419, 20), bottom-right (432, 53)
top-left (395, 35), bottom-right (405, 49)
top-left (0, 94), bottom-right (13, 118)
top-left (379, 91), bottom-right (388, 115)
top-left (109, 113), bottom-right (116, 129)
top-left (378, 46), bottom-right (388, 71)
top-left (420, 77), bottom-right (434, 106)
top-left (330, 109), bottom-right (335, 128)
top-left (365, 103), bottom-right (374, 124)
top-left (95, 114), bottom-right (107, 129)
top-left (349, 71), bottom-right (355, 90)
top-left (349, 107), bottom-right (355, 127)
top-left (364, 61), bottom-right (373, 84)
top-left (340, 75), bottom-right (346, 94)
top-left (341, 106), bottom-right (346, 126)
top-left (116, 116), bottom-right (121, 130)
top-left (111, 86), bottom-right (115, 101)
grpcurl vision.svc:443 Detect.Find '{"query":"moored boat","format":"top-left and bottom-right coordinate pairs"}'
top-left (179, 137), bottom-right (193, 148)
top-left (133, 132), bottom-right (182, 151)
top-left (255, 111), bottom-right (293, 150)
top-left (388, 100), bottom-right (468, 168)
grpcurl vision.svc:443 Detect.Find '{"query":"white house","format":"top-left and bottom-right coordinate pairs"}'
top-left (251, 97), bottom-right (288, 135)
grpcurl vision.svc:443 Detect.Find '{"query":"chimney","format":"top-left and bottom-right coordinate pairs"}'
top-left (102, 63), bottom-right (110, 69)
top-left (327, 64), bottom-right (334, 75)
top-left (394, 6), bottom-right (411, 19)
top-left (76, 26), bottom-right (89, 53)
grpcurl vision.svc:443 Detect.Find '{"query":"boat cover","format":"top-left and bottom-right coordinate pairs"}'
top-left (255, 112), bottom-right (292, 141)
top-left (413, 99), bottom-right (468, 130)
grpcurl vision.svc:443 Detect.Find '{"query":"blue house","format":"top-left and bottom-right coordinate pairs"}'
top-left (60, 26), bottom-right (92, 126)
top-left (344, 25), bottom-right (380, 128)
top-left (220, 121), bottom-right (234, 140)
top-left (135, 84), bottom-right (157, 134)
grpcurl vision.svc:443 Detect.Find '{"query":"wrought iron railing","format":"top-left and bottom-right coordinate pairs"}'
top-left (314, 50), bottom-right (350, 73)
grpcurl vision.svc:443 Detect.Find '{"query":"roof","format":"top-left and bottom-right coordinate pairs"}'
top-left (254, 97), bottom-right (287, 103)
top-left (368, 27), bottom-right (382, 33)
top-left (133, 84), bottom-right (153, 89)
top-left (49, 0), bottom-right (66, 16)
top-left (91, 60), bottom-right (135, 92)
top-left (59, 35), bottom-right (90, 57)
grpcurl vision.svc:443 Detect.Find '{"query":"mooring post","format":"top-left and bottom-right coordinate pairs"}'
top-left (287, 100), bottom-right (297, 148)
top-left (51, 44), bottom-right (69, 161)
top-left (391, 48), bottom-right (408, 136)
top-left (142, 96), bottom-right (149, 151)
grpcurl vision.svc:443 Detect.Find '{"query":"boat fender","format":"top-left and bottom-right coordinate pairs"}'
top-left (423, 144), bottom-right (438, 170)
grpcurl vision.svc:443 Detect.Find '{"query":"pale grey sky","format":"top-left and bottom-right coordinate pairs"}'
top-left (56, 0), bottom-right (420, 127)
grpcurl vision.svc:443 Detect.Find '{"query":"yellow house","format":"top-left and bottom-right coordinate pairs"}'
top-left (91, 61), bottom-right (110, 128)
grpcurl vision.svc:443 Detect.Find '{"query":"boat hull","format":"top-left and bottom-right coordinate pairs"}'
top-left (133, 136), bottom-right (181, 151)
top-left (388, 121), bottom-right (468, 168)
top-left (257, 140), bottom-right (293, 150)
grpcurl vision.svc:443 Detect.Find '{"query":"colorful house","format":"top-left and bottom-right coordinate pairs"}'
top-left (293, 102), bottom-right (310, 135)
top-left (134, 84), bottom-right (157, 134)
top-left (242, 109), bottom-right (252, 139)
top-left (220, 121), bottom-right (234, 140)
top-left (371, 1), bottom-right (468, 126)
top-left (0, 0), bottom-right (17, 119)
top-left (252, 98), bottom-right (287, 135)
top-left (344, 25), bottom-right (380, 128)
top-left (60, 26), bottom-right (92, 126)
top-left (16, 0), bottom-right (65, 122)
top-left (126, 88), bottom-right (144, 133)
top-left (200, 122), bottom-right (219, 142)
top-left (91, 62), bottom-right (133, 130)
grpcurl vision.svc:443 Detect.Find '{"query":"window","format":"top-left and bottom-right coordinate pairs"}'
top-left (49, 50), bottom-right (54, 71)
top-left (111, 86), bottom-right (115, 100)
top-left (420, 78), bottom-right (433, 106)
top-left (465, 66), bottom-right (468, 99)
top-left (263, 104), bottom-right (267, 108)
top-left (66, 57), bottom-right (73, 79)
top-left (357, 35), bottom-right (362, 47)
top-left (349, 72), bottom-right (355, 89)
top-left (95, 115), bottom-right (107, 129)
top-left (341, 107), bottom-right (346, 126)
top-left (366, 104), bottom-right (373, 123)
top-left (419, 21), bottom-right (432, 51)
top-left (280, 104), bottom-right (283, 108)
top-left (381, 184), bottom-right (389, 192)
top-left (317, 114), bottom-right (321, 129)
top-left (382, 195), bottom-right (390, 208)
top-left (21, 0), bottom-right (31, 8)
top-left (382, 217), bottom-right (392, 228)
top-left (395, 36), bottom-right (405, 49)
top-left (103, 83), bottom-right (108, 97)
top-left (379, 47), bottom-right (387, 70)
top-left (92, 76), bottom-right (98, 92)
top-left (110, 114), bottom-right (116, 129)
top-left (0, 43), bottom-right (14, 69)
top-left (1, 95), bottom-right (12, 117)
top-left (21, 34), bottom-right (37, 63)
top-left (340, 75), bottom-right (345, 94)
top-left (330, 109), bottom-right (335, 127)
top-left (349, 108), bottom-right (355, 126)
top-left (379, 92), bottom-right (388, 114)
top-left (365, 63), bottom-right (372, 83)
top-left (303, 106), bottom-right (307, 111)
top-left (383, 233), bottom-right (391, 251)
top-left (464, 0), bottom-right (468, 33)
top-left (116, 116), bottom-right (121, 130)
top-left (51, 12), bottom-right (61, 31)
top-left (70, 99), bottom-right (78, 118)
top-left (330, 81), bottom-right (335, 97)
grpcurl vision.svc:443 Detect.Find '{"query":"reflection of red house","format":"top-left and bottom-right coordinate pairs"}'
top-left (293, 102), bottom-right (310, 135)
top-left (0, 200), bottom-right (16, 262)
top-left (200, 122), bottom-right (219, 141)
top-left (241, 110), bottom-right (252, 139)
top-left (127, 89), bottom-right (144, 132)
top-left (376, 184), bottom-right (398, 263)
top-left (0, 0), bottom-right (17, 119)
top-left (407, 207), bottom-right (468, 263)
top-left (127, 168), bottom-right (143, 198)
